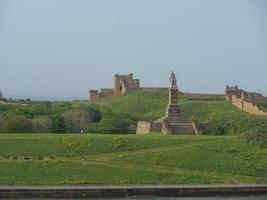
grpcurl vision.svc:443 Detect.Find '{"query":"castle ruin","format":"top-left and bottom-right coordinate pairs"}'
top-left (225, 86), bottom-right (267, 116)
top-left (89, 73), bottom-right (225, 103)
top-left (89, 73), bottom-right (141, 103)
top-left (136, 72), bottom-right (210, 135)
top-left (225, 86), bottom-right (267, 104)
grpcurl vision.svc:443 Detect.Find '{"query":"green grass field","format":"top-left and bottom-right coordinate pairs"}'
top-left (0, 134), bottom-right (266, 185)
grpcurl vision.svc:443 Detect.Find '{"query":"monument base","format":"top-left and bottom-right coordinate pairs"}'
top-left (136, 71), bottom-right (210, 135)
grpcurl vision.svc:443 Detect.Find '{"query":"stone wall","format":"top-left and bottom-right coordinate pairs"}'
top-left (150, 122), bottom-right (162, 132)
top-left (179, 93), bottom-right (225, 100)
top-left (136, 121), bottom-right (162, 134)
top-left (140, 88), bottom-right (225, 100)
top-left (193, 122), bottom-right (210, 135)
top-left (89, 89), bottom-right (115, 103)
top-left (225, 85), bottom-right (267, 104)
top-left (136, 121), bottom-right (151, 134)
top-left (140, 87), bottom-right (168, 94)
top-left (225, 86), bottom-right (243, 102)
top-left (231, 95), bottom-right (267, 116)
top-left (89, 90), bottom-right (99, 103)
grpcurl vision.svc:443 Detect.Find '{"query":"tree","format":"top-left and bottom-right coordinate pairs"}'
top-left (4, 115), bottom-right (32, 133)
top-left (63, 109), bottom-right (92, 133)
top-left (32, 116), bottom-right (52, 133)
top-left (50, 115), bottom-right (66, 133)
top-left (30, 102), bottom-right (52, 116)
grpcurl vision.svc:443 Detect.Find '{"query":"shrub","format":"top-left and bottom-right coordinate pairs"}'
top-left (4, 107), bottom-right (33, 119)
top-left (240, 128), bottom-right (267, 148)
top-left (63, 109), bottom-right (92, 133)
top-left (4, 115), bottom-right (32, 133)
top-left (50, 115), bottom-right (66, 133)
top-left (51, 102), bottom-right (72, 114)
top-left (30, 102), bottom-right (52, 116)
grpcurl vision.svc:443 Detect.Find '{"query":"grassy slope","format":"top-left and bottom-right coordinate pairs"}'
top-left (99, 91), bottom-right (267, 134)
top-left (0, 134), bottom-right (266, 185)
top-left (98, 91), bottom-right (168, 121)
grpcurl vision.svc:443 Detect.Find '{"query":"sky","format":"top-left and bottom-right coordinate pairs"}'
top-left (0, 0), bottom-right (267, 100)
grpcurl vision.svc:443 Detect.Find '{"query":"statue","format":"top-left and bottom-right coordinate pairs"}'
top-left (170, 71), bottom-right (177, 88)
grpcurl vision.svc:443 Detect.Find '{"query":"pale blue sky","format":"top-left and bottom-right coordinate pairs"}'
top-left (0, 0), bottom-right (267, 100)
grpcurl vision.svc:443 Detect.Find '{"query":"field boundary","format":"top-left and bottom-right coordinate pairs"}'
top-left (0, 184), bottom-right (266, 198)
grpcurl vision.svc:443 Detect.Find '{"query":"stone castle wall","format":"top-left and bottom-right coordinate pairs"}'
top-left (140, 87), bottom-right (225, 100)
top-left (225, 86), bottom-right (267, 104)
top-left (90, 87), bottom-right (225, 103)
top-left (136, 121), bottom-right (162, 134)
top-left (89, 89), bottom-right (115, 103)
top-left (179, 93), bottom-right (225, 100)
top-left (231, 95), bottom-right (267, 116)
top-left (140, 87), bottom-right (168, 94)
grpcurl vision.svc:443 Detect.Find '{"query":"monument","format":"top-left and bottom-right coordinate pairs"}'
top-left (136, 71), bottom-right (210, 135)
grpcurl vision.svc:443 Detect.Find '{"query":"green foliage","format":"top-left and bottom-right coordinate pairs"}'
top-left (240, 128), bottom-right (267, 148)
top-left (31, 116), bottom-right (52, 133)
top-left (0, 134), bottom-right (209, 156)
top-left (113, 136), bottom-right (267, 179)
top-left (258, 102), bottom-right (267, 112)
top-left (50, 115), bottom-right (66, 133)
top-left (4, 107), bottom-right (34, 119)
top-left (0, 112), bottom-right (4, 132)
top-left (99, 91), bottom-right (167, 121)
top-left (86, 107), bottom-right (135, 134)
top-left (1, 91), bottom-right (267, 135)
top-left (30, 102), bottom-right (52, 116)
top-left (63, 109), bottom-right (92, 133)
top-left (0, 161), bottom-right (218, 185)
top-left (50, 102), bottom-right (72, 114)
top-left (97, 92), bottom-right (267, 136)
top-left (0, 134), bottom-right (266, 185)
top-left (4, 115), bottom-right (32, 133)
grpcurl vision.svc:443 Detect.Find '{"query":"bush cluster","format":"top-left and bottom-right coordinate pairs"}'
top-left (0, 102), bottom-right (133, 134)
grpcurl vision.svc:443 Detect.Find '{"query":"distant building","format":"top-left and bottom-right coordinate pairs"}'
top-left (89, 73), bottom-right (141, 103)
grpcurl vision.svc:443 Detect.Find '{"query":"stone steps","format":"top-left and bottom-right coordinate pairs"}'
top-left (168, 123), bottom-right (195, 135)
top-left (166, 116), bottom-right (189, 123)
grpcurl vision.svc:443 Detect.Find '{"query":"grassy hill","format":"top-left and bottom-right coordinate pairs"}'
top-left (0, 134), bottom-right (266, 185)
top-left (1, 91), bottom-right (267, 137)
top-left (98, 91), bottom-right (267, 135)
top-left (0, 92), bottom-right (267, 185)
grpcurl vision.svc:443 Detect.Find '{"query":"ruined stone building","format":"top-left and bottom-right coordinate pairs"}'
top-left (89, 74), bottom-right (140, 103)
top-left (136, 72), bottom-right (210, 135)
